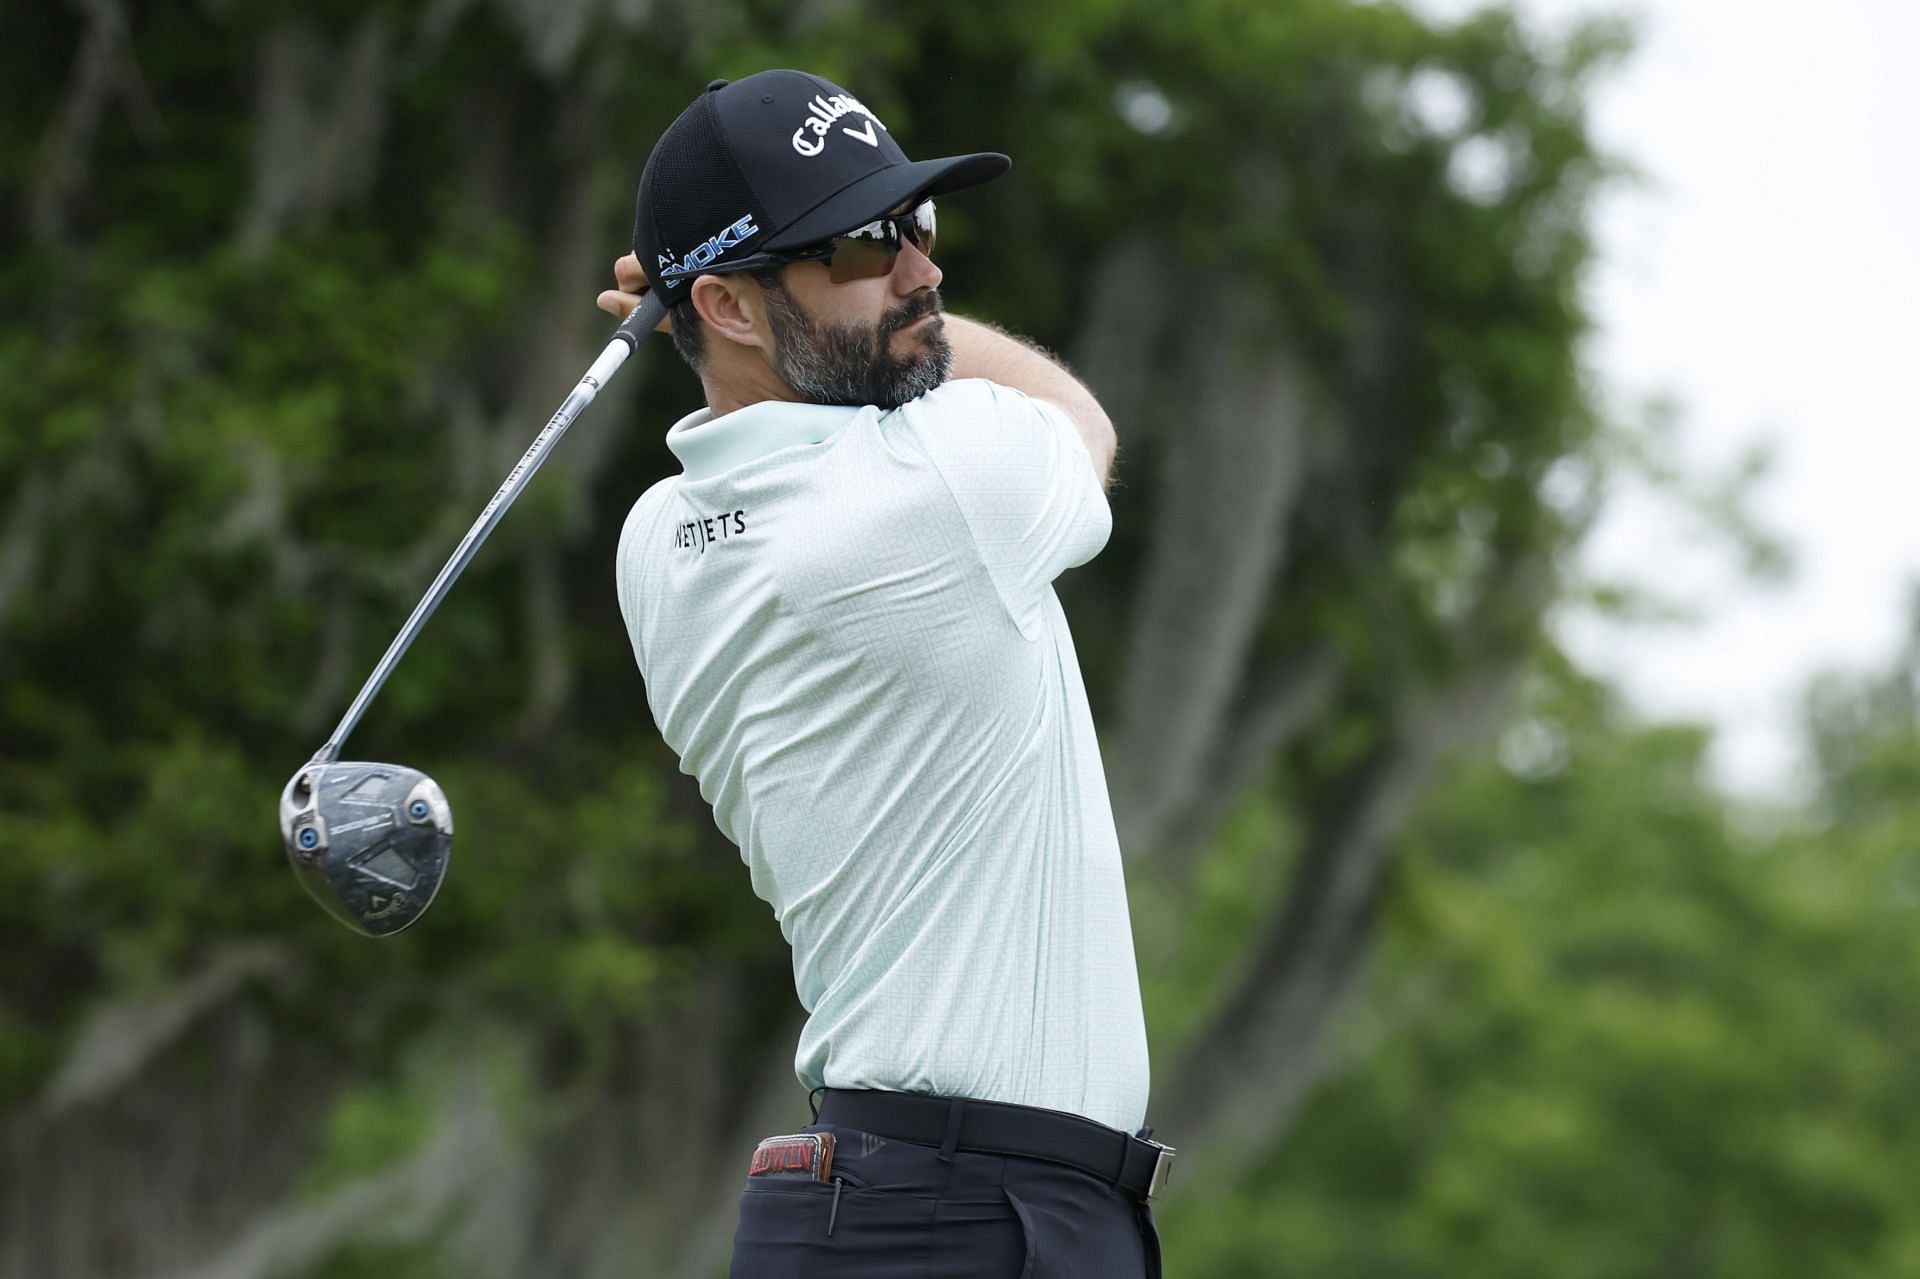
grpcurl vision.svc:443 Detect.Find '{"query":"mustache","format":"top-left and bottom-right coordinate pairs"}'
top-left (879, 289), bottom-right (944, 338)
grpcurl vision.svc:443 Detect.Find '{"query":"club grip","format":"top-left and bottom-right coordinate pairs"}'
top-left (612, 293), bottom-right (669, 350)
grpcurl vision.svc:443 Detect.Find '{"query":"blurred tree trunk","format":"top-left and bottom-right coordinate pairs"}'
top-left (1080, 222), bottom-right (1574, 1176)
top-left (1101, 272), bottom-right (1326, 865)
top-left (1150, 546), bottom-right (1559, 1178)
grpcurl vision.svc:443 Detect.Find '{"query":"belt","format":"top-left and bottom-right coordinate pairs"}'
top-left (814, 1089), bottom-right (1176, 1202)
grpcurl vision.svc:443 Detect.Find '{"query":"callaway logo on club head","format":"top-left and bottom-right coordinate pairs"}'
top-left (660, 213), bottom-right (761, 285)
top-left (792, 93), bottom-right (886, 157)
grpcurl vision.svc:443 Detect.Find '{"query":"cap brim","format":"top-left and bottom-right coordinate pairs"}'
top-left (763, 152), bottom-right (1011, 251)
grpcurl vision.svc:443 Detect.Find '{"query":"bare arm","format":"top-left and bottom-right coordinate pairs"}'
top-left (942, 315), bottom-right (1117, 489)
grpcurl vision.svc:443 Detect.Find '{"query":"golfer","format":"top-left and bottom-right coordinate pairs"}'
top-left (599, 70), bottom-right (1167, 1276)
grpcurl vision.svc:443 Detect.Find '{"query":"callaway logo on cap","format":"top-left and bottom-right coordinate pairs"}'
top-left (789, 90), bottom-right (885, 156)
top-left (632, 70), bottom-right (1010, 302)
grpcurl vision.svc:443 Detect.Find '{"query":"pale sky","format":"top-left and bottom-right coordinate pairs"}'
top-left (1412, 0), bottom-right (1920, 804)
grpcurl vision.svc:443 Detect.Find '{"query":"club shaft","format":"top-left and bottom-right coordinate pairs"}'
top-left (314, 298), bottom-right (665, 763)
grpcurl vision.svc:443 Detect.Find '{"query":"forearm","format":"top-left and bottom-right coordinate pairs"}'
top-left (943, 315), bottom-right (1117, 488)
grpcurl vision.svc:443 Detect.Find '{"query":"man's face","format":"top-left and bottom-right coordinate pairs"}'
top-left (757, 210), bottom-right (952, 410)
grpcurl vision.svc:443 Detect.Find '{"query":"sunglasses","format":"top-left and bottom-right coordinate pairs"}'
top-left (709, 201), bottom-right (937, 284)
top-left (793, 201), bottom-right (938, 282)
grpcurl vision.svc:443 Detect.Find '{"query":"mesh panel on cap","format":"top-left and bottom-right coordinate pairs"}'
top-left (643, 93), bottom-right (765, 290)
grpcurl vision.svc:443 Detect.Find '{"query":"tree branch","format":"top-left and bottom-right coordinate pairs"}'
top-left (38, 942), bottom-right (292, 1119)
top-left (1151, 640), bottom-right (1345, 868)
top-left (1153, 543), bottom-right (1556, 1184)
top-left (235, 16), bottom-right (393, 255)
top-left (515, 544), bottom-right (572, 740)
top-left (161, 1056), bottom-right (512, 1279)
top-left (1109, 284), bottom-right (1315, 860)
top-left (0, 471), bottom-right (54, 658)
top-left (1068, 233), bottom-right (1173, 454)
top-left (30, 0), bottom-right (122, 244)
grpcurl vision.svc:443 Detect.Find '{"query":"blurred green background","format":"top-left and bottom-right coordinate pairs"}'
top-left (5, 1), bottom-right (1916, 1276)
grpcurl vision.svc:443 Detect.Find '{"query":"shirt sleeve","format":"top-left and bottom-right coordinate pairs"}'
top-left (900, 378), bottom-right (1112, 639)
top-left (613, 478), bottom-right (675, 676)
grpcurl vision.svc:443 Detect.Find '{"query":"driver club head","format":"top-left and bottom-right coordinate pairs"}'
top-left (280, 761), bottom-right (453, 937)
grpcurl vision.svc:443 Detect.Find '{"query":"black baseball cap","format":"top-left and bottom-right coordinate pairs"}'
top-left (632, 70), bottom-right (1010, 304)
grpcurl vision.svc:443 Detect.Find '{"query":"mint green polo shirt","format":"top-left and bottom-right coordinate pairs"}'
top-left (616, 377), bottom-right (1149, 1132)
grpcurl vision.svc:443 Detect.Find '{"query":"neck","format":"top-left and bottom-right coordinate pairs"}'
top-left (701, 348), bottom-right (807, 418)
top-left (703, 384), bottom-right (804, 419)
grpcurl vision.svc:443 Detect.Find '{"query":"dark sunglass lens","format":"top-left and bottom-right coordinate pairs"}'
top-left (826, 236), bottom-right (898, 283)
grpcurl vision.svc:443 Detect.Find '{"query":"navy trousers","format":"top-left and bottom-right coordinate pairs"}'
top-left (727, 1119), bottom-right (1163, 1277)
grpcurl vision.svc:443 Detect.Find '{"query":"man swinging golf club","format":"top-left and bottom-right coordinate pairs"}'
top-left (600, 70), bottom-right (1169, 1276)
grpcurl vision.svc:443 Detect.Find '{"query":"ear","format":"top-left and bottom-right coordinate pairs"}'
top-left (690, 274), bottom-right (770, 352)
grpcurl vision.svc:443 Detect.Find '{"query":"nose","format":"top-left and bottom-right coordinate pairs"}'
top-left (893, 239), bottom-right (941, 295)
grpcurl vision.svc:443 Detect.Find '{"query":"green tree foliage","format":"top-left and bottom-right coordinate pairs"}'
top-left (0, 0), bottom-right (1654, 1273)
top-left (1148, 649), bottom-right (1920, 1277)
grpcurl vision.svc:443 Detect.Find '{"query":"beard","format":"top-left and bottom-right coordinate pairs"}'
top-left (761, 281), bottom-right (954, 410)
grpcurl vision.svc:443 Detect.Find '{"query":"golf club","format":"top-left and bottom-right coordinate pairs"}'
top-left (280, 295), bottom-right (668, 936)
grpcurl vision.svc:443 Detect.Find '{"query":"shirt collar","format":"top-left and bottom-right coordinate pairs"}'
top-left (665, 399), bottom-right (866, 480)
